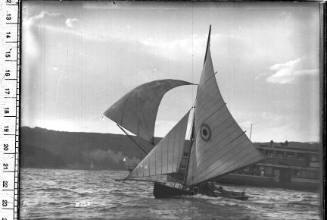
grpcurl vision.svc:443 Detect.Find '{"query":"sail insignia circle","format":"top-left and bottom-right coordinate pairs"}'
top-left (200, 123), bottom-right (211, 141)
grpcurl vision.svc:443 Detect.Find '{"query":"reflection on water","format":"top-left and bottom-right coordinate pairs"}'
top-left (20, 168), bottom-right (321, 220)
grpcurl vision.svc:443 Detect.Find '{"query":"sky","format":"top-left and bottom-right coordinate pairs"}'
top-left (22, 1), bottom-right (320, 142)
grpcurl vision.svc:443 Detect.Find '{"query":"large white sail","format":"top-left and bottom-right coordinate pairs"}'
top-left (186, 26), bottom-right (263, 186)
top-left (127, 111), bottom-right (190, 178)
top-left (104, 79), bottom-right (192, 143)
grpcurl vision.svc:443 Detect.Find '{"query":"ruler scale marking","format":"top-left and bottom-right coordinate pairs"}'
top-left (1, 0), bottom-right (20, 219)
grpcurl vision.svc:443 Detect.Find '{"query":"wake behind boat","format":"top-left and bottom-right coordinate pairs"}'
top-left (104, 25), bottom-right (264, 200)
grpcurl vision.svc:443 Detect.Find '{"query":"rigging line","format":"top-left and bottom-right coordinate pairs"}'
top-left (120, 89), bottom-right (130, 126)
top-left (116, 123), bottom-right (148, 155)
top-left (191, 3), bottom-right (195, 191)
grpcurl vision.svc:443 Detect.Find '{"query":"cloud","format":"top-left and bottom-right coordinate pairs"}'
top-left (23, 11), bottom-right (60, 58)
top-left (65, 18), bottom-right (79, 28)
top-left (263, 58), bottom-right (318, 84)
top-left (23, 10), bottom-right (241, 63)
top-left (139, 33), bottom-right (241, 61)
top-left (24, 11), bottom-right (61, 25)
top-left (24, 11), bottom-right (110, 47)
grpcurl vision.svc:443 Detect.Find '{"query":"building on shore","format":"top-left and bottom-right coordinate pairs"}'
top-left (216, 141), bottom-right (321, 191)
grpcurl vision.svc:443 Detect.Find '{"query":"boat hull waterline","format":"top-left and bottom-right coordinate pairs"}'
top-left (153, 182), bottom-right (194, 198)
top-left (153, 182), bottom-right (248, 201)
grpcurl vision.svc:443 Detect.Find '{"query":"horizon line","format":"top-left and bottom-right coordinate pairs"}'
top-left (20, 126), bottom-right (320, 144)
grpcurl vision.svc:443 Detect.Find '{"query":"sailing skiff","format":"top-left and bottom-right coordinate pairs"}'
top-left (104, 26), bottom-right (263, 199)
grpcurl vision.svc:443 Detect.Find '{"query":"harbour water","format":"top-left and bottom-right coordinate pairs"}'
top-left (20, 168), bottom-right (321, 220)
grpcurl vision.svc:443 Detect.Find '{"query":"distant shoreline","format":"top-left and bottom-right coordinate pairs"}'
top-left (20, 126), bottom-right (320, 170)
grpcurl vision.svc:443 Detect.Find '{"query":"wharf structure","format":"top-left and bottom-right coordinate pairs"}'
top-left (216, 141), bottom-right (321, 191)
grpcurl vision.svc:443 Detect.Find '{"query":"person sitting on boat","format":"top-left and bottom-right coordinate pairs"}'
top-left (206, 182), bottom-right (214, 190)
top-left (198, 182), bottom-right (216, 197)
top-left (216, 186), bottom-right (225, 193)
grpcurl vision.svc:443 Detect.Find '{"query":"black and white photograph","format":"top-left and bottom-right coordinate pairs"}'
top-left (16, 1), bottom-right (323, 219)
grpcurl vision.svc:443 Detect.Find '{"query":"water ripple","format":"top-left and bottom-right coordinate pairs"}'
top-left (20, 168), bottom-right (321, 220)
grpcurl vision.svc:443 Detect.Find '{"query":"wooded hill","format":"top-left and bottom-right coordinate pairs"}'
top-left (20, 127), bottom-right (319, 170)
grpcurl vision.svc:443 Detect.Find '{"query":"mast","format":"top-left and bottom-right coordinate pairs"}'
top-left (177, 26), bottom-right (212, 186)
top-left (182, 109), bottom-right (195, 185)
top-left (185, 25), bottom-right (264, 186)
top-left (182, 25), bottom-right (211, 186)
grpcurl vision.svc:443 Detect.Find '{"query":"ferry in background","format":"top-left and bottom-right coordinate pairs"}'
top-left (215, 141), bottom-right (321, 192)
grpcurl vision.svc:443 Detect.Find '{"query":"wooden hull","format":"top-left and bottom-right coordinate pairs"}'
top-left (153, 182), bottom-right (248, 201)
top-left (153, 182), bottom-right (193, 198)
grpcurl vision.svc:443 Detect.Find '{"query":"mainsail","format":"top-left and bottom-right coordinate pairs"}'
top-left (104, 79), bottom-right (192, 143)
top-left (127, 111), bottom-right (190, 178)
top-left (104, 26), bottom-right (263, 189)
top-left (186, 26), bottom-right (264, 186)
